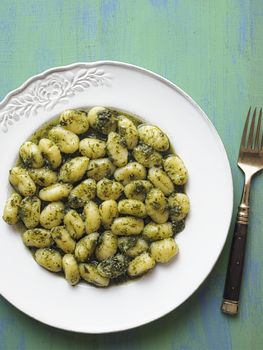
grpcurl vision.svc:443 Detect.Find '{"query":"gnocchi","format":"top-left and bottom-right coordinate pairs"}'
top-left (111, 217), bottom-right (144, 236)
top-left (38, 138), bottom-right (62, 169)
top-left (83, 201), bottom-right (101, 234)
top-left (79, 263), bottom-right (110, 287)
top-left (128, 252), bottom-right (156, 277)
top-left (39, 183), bottom-right (72, 202)
top-left (133, 143), bottom-right (163, 168)
top-left (168, 193), bottom-right (190, 221)
top-left (87, 106), bottom-right (116, 135)
top-left (114, 162), bottom-right (146, 185)
top-left (51, 226), bottom-right (76, 253)
top-left (3, 107), bottom-right (189, 288)
top-left (118, 199), bottom-right (146, 218)
top-left (39, 202), bottom-right (65, 229)
top-left (58, 156), bottom-right (89, 183)
top-left (9, 167), bottom-right (36, 196)
top-left (19, 141), bottom-right (44, 168)
top-left (75, 233), bottom-right (99, 262)
top-left (64, 210), bottom-right (85, 240)
top-left (79, 138), bottom-right (106, 159)
top-left (163, 155), bottom-right (188, 185)
top-left (22, 228), bottom-right (53, 248)
top-left (96, 178), bottom-right (123, 201)
top-left (99, 200), bottom-right (118, 229)
top-left (62, 254), bottom-right (80, 286)
top-left (59, 109), bottom-right (89, 134)
top-left (95, 230), bottom-right (118, 261)
top-left (124, 180), bottom-right (153, 202)
top-left (148, 167), bottom-right (174, 195)
top-left (19, 196), bottom-right (41, 229)
top-left (138, 124), bottom-right (169, 151)
top-left (106, 132), bottom-right (128, 167)
top-left (87, 158), bottom-right (115, 181)
top-left (35, 248), bottom-right (62, 272)
top-left (118, 116), bottom-right (138, 149)
top-left (48, 126), bottom-right (79, 153)
top-left (68, 179), bottom-right (96, 208)
top-left (3, 193), bottom-right (22, 225)
top-left (28, 167), bottom-right (58, 187)
top-left (145, 188), bottom-right (169, 224)
top-left (150, 238), bottom-right (179, 263)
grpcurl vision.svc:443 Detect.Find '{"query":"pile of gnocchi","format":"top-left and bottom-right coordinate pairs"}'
top-left (3, 107), bottom-right (189, 287)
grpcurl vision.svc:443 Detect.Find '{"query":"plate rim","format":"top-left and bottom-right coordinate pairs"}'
top-left (0, 60), bottom-right (234, 333)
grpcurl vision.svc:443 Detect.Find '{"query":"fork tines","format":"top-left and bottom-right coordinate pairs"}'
top-left (240, 107), bottom-right (263, 151)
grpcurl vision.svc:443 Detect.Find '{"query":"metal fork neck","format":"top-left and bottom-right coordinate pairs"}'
top-left (237, 174), bottom-right (252, 225)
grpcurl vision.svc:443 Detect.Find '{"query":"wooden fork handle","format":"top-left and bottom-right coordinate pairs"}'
top-left (221, 208), bottom-right (248, 315)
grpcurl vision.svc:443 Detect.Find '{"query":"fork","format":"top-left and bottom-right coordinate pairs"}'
top-left (221, 107), bottom-right (263, 315)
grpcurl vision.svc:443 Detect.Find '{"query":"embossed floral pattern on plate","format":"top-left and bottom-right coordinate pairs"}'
top-left (0, 68), bottom-right (111, 133)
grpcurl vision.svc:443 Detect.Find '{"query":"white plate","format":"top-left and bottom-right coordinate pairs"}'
top-left (0, 61), bottom-right (233, 333)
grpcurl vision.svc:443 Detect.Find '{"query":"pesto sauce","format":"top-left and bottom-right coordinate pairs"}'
top-left (11, 107), bottom-right (185, 288)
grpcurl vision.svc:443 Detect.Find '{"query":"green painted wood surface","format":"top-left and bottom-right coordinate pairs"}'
top-left (0, 0), bottom-right (262, 349)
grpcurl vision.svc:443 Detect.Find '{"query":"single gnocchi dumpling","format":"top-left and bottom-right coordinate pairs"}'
top-left (96, 178), bottom-right (123, 201)
top-left (99, 200), bottom-right (118, 229)
top-left (79, 263), bottom-right (110, 287)
top-left (79, 138), bottom-right (106, 159)
top-left (117, 116), bottom-right (138, 149)
top-left (9, 167), bottom-right (36, 197)
top-left (51, 226), bottom-right (76, 253)
top-left (28, 168), bottom-right (58, 187)
top-left (39, 202), bottom-right (65, 229)
top-left (111, 217), bottom-right (144, 236)
top-left (2, 193), bottom-right (22, 225)
top-left (39, 183), bottom-right (72, 202)
top-left (163, 155), bottom-right (188, 185)
top-left (19, 141), bottom-right (44, 168)
top-left (145, 188), bottom-right (169, 224)
top-left (62, 254), bottom-right (80, 286)
top-left (64, 210), bottom-right (85, 240)
top-left (75, 233), bottom-right (99, 262)
top-left (125, 238), bottom-right (149, 257)
top-left (35, 248), bottom-right (62, 272)
top-left (138, 124), bottom-right (170, 151)
top-left (124, 180), bottom-right (153, 202)
top-left (48, 126), bottom-right (79, 153)
top-left (22, 228), bottom-right (53, 248)
top-left (168, 193), bottom-right (190, 221)
top-left (118, 199), bottom-right (146, 218)
top-left (143, 222), bottom-right (173, 241)
top-left (83, 201), bottom-right (101, 234)
top-left (87, 158), bottom-right (116, 181)
top-left (58, 156), bottom-right (89, 183)
top-left (59, 109), bottom-right (89, 134)
top-left (107, 132), bottom-right (128, 167)
top-left (133, 143), bottom-right (163, 168)
top-left (19, 196), bottom-right (41, 229)
top-left (148, 167), bottom-right (174, 195)
top-left (114, 162), bottom-right (146, 185)
top-left (128, 252), bottom-right (155, 277)
top-left (38, 138), bottom-right (62, 169)
top-left (68, 179), bottom-right (96, 208)
top-left (95, 230), bottom-right (118, 261)
top-left (150, 238), bottom-right (179, 263)
top-left (87, 106), bottom-right (116, 134)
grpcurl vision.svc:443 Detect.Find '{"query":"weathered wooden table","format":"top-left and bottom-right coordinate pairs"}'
top-left (0, 1), bottom-right (262, 349)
